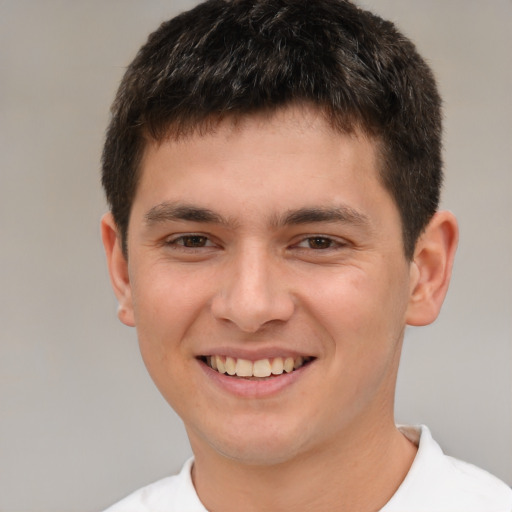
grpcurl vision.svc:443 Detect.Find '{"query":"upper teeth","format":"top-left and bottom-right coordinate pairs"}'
top-left (206, 355), bottom-right (309, 378)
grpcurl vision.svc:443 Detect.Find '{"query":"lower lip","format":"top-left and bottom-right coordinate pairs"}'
top-left (198, 360), bottom-right (312, 398)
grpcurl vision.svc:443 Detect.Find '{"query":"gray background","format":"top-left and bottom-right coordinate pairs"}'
top-left (1, 1), bottom-right (510, 510)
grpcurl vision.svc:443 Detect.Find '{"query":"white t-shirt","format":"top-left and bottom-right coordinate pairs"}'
top-left (104, 425), bottom-right (512, 512)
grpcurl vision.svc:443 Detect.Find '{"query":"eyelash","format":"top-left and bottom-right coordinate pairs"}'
top-left (294, 236), bottom-right (346, 250)
top-left (165, 234), bottom-right (216, 249)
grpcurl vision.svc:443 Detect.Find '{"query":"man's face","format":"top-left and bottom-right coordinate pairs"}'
top-left (116, 106), bottom-right (417, 465)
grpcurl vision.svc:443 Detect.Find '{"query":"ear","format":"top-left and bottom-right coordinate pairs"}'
top-left (406, 210), bottom-right (459, 326)
top-left (101, 213), bottom-right (135, 327)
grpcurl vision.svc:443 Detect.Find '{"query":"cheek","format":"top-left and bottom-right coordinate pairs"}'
top-left (130, 266), bottom-right (213, 362)
top-left (304, 264), bottom-right (410, 354)
top-left (302, 268), bottom-right (408, 423)
top-left (305, 270), bottom-right (374, 328)
top-left (130, 270), bottom-right (212, 414)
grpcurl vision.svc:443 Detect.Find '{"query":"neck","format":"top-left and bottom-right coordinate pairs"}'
top-left (190, 420), bottom-right (417, 512)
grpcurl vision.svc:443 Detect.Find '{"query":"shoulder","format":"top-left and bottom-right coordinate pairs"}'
top-left (382, 425), bottom-right (512, 512)
top-left (102, 458), bottom-right (207, 512)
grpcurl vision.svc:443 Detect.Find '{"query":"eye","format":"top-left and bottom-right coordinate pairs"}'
top-left (305, 237), bottom-right (334, 249)
top-left (296, 236), bottom-right (340, 250)
top-left (166, 234), bottom-right (214, 248)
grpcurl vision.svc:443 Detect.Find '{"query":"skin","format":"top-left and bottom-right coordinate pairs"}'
top-left (102, 105), bottom-right (458, 511)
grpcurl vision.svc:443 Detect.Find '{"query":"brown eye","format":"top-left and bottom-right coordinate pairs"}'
top-left (180, 235), bottom-right (209, 247)
top-left (307, 237), bottom-right (333, 249)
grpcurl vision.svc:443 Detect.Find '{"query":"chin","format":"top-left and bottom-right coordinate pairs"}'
top-left (201, 418), bottom-right (315, 467)
top-left (216, 440), bottom-right (305, 467)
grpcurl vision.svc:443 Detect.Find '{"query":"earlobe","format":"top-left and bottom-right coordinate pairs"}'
top-left (406, 211), bottom-right (459, 326)
top-left (101, 213), bottom-right (136, 327)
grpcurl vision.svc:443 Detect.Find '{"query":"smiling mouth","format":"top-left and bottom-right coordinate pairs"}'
top-left (199, 355), bottom-right (314, 379)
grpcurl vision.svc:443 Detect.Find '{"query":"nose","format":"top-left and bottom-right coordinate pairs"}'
top-left (211, 245), bottom-right (295, 333)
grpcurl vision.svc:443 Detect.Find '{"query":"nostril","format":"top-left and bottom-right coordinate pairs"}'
top-left (211, 296), bottom-right (295, 334)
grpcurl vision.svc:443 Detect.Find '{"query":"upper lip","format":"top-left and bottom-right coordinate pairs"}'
top-left (195, 346), bottom-right (316, 361)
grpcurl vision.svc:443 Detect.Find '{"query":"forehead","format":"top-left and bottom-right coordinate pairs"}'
top-left (141, 104), bottom-right (381, 175)
top-left (133, 105), bottom-right (395, 229)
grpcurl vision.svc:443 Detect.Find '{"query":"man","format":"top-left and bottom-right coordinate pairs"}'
top-left (100, 0), bottom-right (512, 510)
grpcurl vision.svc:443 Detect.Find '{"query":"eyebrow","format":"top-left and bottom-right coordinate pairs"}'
top-left (276, 206), bottom-right (370, 228)
top-left (144, 202), bottom-right (230, 226)
top-left (144, 201), bottom-right (370, 229)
